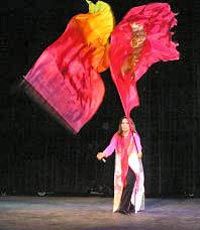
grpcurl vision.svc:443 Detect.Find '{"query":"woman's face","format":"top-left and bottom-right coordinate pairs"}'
top-left (121, 118), bottom-right (130, 133)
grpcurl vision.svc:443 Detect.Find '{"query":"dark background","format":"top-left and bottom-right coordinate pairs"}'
top-left (1, 0), bottom-right (200, 197)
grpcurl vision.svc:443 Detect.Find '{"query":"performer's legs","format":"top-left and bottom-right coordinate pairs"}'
top-left (132, 160), bottom-right (145, 213)
top-left (118, 167), bottom-right (135, 213)
top-left (134, 171), bottom-right (145, 213)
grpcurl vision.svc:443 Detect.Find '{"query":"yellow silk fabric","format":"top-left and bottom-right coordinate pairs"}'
top-left (74, 0), bottom-right (114, 72)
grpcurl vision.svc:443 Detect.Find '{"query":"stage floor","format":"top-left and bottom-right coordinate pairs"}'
top-left (0, 196), bottom-right (199, 230)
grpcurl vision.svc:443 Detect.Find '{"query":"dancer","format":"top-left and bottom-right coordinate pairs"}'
top-left (97, 116), bottom-right (145, 214)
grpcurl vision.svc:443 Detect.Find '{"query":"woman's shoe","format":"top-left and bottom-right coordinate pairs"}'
top-left (117, 210), bottom-right (129, 215)
top-left (128, 204), bottom-right (135, 213)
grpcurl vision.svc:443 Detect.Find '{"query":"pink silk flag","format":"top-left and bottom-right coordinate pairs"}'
top-left (25, 1), bottom-right (114, 133)
top-left (109, 3), bottom-right (180, 117)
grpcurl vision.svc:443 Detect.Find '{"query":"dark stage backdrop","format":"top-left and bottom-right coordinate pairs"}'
top-left (1, 0), bottom-right (200, 197)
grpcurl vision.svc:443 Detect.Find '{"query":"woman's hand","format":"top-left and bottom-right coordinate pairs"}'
top-left (137, 152), bottom-right (143, 159)
top-left (96, 152), bottom-right (106, 161)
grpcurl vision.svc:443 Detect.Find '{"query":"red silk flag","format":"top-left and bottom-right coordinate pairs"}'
top-left (25, 1), bottom-right (114, 133)
top-left (109, 3), bottom-right (180, 117)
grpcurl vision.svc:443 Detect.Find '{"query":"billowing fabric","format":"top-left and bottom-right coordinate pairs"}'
top-left (24, 1), bottom-right (180, 133)
top-left (103, 132), bottom-right (145, 212)
top-left (109, 3), bottom-right (180, 117)
top-left (25, 0), bottom-right (114, 133)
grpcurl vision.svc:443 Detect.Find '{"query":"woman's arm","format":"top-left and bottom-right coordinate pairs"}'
top-left (96, 133), bottom-right (117, 160)
top-left (134, 132), bottom-right (143, 158)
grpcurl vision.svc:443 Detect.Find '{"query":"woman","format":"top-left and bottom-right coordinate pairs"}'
top-left (97, 116), bottom-right (145, 214)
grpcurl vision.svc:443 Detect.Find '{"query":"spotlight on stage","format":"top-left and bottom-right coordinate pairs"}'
top-left (37, 191), bottom-right (47, 197)
top-left (37, 191), bottom-right (54, 197)
top-left (87, 185), bottom-right (113, 197)
top-left (0, 188), bottom-right (7, 197)
top-left (184, 191), bottom-right (195, 198)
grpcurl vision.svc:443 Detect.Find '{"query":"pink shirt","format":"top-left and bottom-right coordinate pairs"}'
top-left (103, 132), bottom-right (142, 158)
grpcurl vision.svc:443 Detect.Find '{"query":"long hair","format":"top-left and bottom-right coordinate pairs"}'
top-left (117, 116), bottom-right (136, 136)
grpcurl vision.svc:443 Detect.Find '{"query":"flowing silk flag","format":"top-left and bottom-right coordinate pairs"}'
top-left (24, 0), bottom-right (114, 133)
top-left (24, 1), bottom-right (180, 133)
top-left (109, 3), bottom-right (180, 117)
